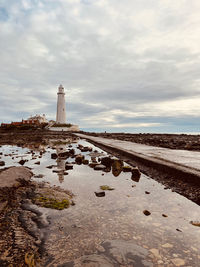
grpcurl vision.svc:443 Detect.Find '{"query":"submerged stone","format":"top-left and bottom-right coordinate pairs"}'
top-left (95, 191), bottom-right (105, 197)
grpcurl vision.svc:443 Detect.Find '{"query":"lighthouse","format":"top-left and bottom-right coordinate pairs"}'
top-left (56, 84), bottom-right (66, 124)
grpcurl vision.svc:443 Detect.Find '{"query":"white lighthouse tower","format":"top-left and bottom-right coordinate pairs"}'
top-left (56, 84), bottom-right (66, 124)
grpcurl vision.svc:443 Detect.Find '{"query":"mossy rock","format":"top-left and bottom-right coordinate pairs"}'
top-left (100, 185), bottom-right (115, 191)
top-left (35, 196), bottom-right (71, 210)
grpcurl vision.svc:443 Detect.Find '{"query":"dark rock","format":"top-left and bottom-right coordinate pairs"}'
top-left (131, 167), bottom-right (141, 182)
top-left (94, 164), bottom-right (106, 170)
top-left (58, 151), bottom-right (70, 158)
top-left (143, 210), bottom-right (151, 216)
top-left (18, 160), bottom-right (26, 166)
top-left (95, 191), bottom-right (105, 197)
top-left (145, 191), bottom-right (150, 194)
top-left (34, 174), bottom-right (44, 178)
top-left (89, 162), bottom-right (98, 168)
top-left (101, 157), bottom-right (114, 168)
top-left (0, 160), bottom-right (5, 166)
top-left (75, 154), bottom-right (84, 164)
top-left (122, 166), bottom-right (132, 172)
top-left (34, 161), bottom-right (40, 165)
top-left (162, 214), bottom-right (168, 217)
top-left (82, 159), bottom-right (89, 165)
top-left (65, 163), bottom-right (73, 170)
top-left (51, 153), bottom-right (58, 159)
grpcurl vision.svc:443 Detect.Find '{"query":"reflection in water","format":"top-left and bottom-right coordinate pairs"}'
top-left (1, 141), bottom-right (200, 266)
top-left (56, 144), bottom-right (67, 183)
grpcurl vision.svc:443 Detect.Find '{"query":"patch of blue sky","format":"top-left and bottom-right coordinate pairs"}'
top-left (0, 7), bottom-right (8, 21)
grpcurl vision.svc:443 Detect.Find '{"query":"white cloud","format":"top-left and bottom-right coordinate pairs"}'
top-left (1, 0), bottom-right (200, 131)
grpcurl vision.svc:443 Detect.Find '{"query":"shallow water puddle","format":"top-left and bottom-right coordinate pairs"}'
top-left (0, 140), bottom-right (200, 266)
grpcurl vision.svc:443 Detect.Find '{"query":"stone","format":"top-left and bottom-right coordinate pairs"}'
top-left (75, 154), bottom-right (84, 164)
top-left (171, 258), bottom-right (185, 266)
top-left (131, 167), bottom-right (141, 182)
top-left (149, 248), bottom-right (160, 258)
top-left (65, 164), bottom-right (73, 170)
top-left (18, 160), bottom-right (26, 166)
top-left (51, 153), bottom-right (58, 159)
top-left (190, 221), bottom-right (200, 227)
top-left (143, 210), bottom-right (151, 216)
top-left (122, 166), bottom-right (132, 172)
top-left (112, 159), bottom-right (123, 177)
top-left (89, 162), bottom-right (98, 168)
top-left (34, 161), bottom-right (40, 165)
top-left (95, 191), bottom-right (105, 197)
top-left (58, 151), bottom-right (70, 158)
top-left (162, 243), bottom-right (173, 248)
top-left (94, 164), bottom-right (107, 170)
top-left (101, 157), bottom-right (114, 168)
top-left (82, 159), bottom-right (89, 165)
top-left (145, 191), bottom-right (150, 194)
top-left (162, 214), bottom-right (168, 217)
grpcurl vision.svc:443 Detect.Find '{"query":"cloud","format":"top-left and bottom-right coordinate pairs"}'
top-left (0, 0), bottom-right (200, 132)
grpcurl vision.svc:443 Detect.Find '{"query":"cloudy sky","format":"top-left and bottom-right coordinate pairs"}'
top-left (1, 0), bottom-right (200, 132)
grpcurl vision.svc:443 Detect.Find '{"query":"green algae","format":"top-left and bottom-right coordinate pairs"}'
top-left (100, 185), bottom-right (115, 191)
top-left (36, 196), bottom-right (70, 210)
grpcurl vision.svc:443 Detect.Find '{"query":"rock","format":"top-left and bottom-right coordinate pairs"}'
top-left (190, 220), bottom-right (200, 227)
top-left (34, 161), bottom-right (40, 165)
top-left (162, 243), bottom-right (173, 248)
top-left (171, 258), bottom-right (185, 266)
top-left (46, 165), bottom-right (53, 169)
top-left (18, 160), bottom-right (26, 166)
top-left (94, 164), bottom-right (107, 170)
top-left (75, 154), bottom-right (84, 164)
top-left (149, 248), bottom-right (160, 259)
top-left (82, 159), bottom-right (89, 165)
top-left (58, 151), bottom-right (70, 158)
top-left (34, 174), bottom-right (44, 178)
top-left (122, 166), bottom-right (132, 172)
top-left (101, 157), bottom-right (114, 168)
top-left (91, 156), bottom-right (97, 163)
top-left (51, 153), bottom-right (57, 159)
top-left (0, 167), bottom-right (33, 188)
top-left (69, 148), bottom-right (75, 155)
top-left (95, 191), bottom-right (105, 197)
top-left (65, 163), bottom-right (73, 170)
top-left (143, 210), bottom-right (151, 216)
top-left (112, 159), bottom-right (123, 177)
top-left (89, 162), bottom-right (98, 168)
top-left (72, 254), bottom-right (113, 266)
top-left (131, 167), bottom-right (141, 182)
top-left (63, 172), bottom-right (68, 175)
top-left (145, 191), bottom-right (150, 194)
top-left (162, 214), bottom-right (168, 217)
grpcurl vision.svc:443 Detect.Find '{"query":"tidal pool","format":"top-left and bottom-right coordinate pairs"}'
top-left (0, 139), bottom-right (200, 266)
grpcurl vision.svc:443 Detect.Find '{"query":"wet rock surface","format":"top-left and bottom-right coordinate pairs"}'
top-left (65, 240), bottom-right (153, 267)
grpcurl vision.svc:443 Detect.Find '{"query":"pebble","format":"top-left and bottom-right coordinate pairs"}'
top-left (162, 243), bottom-right (173, 248)
top-left (171, 258), bottom-right (185, 266)
top-left (149, 248), bottom-right (160, 259)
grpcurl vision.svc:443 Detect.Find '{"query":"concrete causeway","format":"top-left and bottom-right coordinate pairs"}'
top-left (76, 133), bottom-right (200, 184)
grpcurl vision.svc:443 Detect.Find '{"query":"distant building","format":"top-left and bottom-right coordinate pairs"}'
top-left (1, 114), bottom-right (48, 127)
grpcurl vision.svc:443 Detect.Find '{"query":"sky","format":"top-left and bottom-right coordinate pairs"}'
top-left (1, 0), bottom-right (200, 133)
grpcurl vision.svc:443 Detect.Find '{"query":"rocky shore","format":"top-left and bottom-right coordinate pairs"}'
top-left (0, 166), bottom-right (74, 266)
top-left (81, 132), bottom-right (200, 151)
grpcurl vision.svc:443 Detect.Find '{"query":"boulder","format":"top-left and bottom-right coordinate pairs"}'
top-left (112, 159), bottom-right (123, 177)
top-left (58, 151), bottom-right (70, 158)
top-left (101, 157), bottom-right (114, 168)
top-left (82, 159), bottom-right (89, 165)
